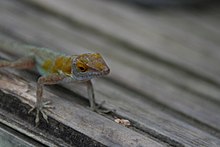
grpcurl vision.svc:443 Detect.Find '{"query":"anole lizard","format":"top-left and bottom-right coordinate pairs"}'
top-left (0, 40), bottom-right (110, 124)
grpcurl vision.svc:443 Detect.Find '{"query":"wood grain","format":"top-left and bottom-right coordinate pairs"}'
top-left (25, 0), bottom-right (220, 86)
top-left (0, 0), bottom-right (220, 146)
top-left (0, 69), bottom-right (163, 147)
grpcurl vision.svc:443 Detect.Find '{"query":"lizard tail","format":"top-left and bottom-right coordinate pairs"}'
top-left (0, 39), bottom-right (33, 57)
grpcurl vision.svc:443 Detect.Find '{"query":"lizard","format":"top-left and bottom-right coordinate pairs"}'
top-left (0, 40), bottom-right (110, 124)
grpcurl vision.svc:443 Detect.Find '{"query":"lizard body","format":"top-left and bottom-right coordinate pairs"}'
top-left (0, 40), bottom-right (110, 124)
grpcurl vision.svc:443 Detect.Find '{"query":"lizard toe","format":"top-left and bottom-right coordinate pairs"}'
top-left (91, 101), bottom-right (116, 114)
top-left (29, 100), bottom-right (54, 124)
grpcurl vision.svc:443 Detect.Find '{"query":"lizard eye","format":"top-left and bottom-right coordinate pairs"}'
top-left (77, 63), bottom-right (88, 72)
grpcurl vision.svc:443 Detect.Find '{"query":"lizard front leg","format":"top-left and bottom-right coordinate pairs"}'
top-left (29, 73), bottom-right (66, 124)
top-left (86, 80), bottom-right (110, 113)
top-left (86, 80), bottom-right (95, 110)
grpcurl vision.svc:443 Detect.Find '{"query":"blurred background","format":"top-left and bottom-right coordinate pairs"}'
top-left (0, 0), bottom-right (220, 146)
top-left (112, 0), bottom-right (219, 7)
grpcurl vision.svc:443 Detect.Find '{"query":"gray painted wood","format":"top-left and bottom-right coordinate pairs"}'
top-left (0, 69), bottom-right (163, 147)
top-left (1, 0), bottom-right (220, 129)
top-left (0, 0), bottom-right (220, 146)
top-left (26, 0), bottom-right (220, 86)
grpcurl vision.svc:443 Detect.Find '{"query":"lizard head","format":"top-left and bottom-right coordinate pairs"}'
top-left (72, 53), bottom-right (110, 81)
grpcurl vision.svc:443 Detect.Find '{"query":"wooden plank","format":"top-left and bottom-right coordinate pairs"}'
top-left (108, 59), bottom-right (220, 130)
top-left (1, 40), bottom-right (220, 147)
top-left (1, 45), bottom-right (220, 147)
top-left (0, 0), bottom-right (220, 130)
top-left (1, 0), bottom-right (220, 146)
top-left (146, 9), bottom-right (220, 61)
top-left (94, 80), bottom-right (220, 147)
top-left (6, 0), bottom-right (220, 105)
top-left (0, 123), bottom-right (45, 147)
top-left (0, 69), bottom-right (163, 147)
top-left (1, 0), bottom-right (220, 104)
top-left (25, 0), bottom-right (220, 86)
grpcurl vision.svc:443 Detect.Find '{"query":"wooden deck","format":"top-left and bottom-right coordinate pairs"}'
top-left (0, 0), bottom-right (220, 146)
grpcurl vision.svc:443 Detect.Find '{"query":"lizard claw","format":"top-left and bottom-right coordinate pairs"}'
top-left (91, 101), bottom-right (115, 114)
top-left (28, 101), bottom-right (55, 124)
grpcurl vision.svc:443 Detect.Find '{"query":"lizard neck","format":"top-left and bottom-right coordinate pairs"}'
top-left (41, 55), bottom-right (74, 75)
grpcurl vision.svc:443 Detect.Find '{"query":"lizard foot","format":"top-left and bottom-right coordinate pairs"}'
top-left (92, 101), bottom-right (116, 114)
top-left (28, 101), bottom-right (55, 124)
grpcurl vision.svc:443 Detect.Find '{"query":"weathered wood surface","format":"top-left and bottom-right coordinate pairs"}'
top-left (0, 0), bottom-right (220, 146)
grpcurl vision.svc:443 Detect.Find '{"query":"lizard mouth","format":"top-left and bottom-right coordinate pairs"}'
top-left (86, 68), bottom-right (110, 78)
top-left (103, 68), bottom-right (110, 75)
top-left (80, 66), bottom-right (110, 79)
top-left (72, 68), bottom-right (110, 81)
top-left (94, 68), bottom-right (110, 78)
